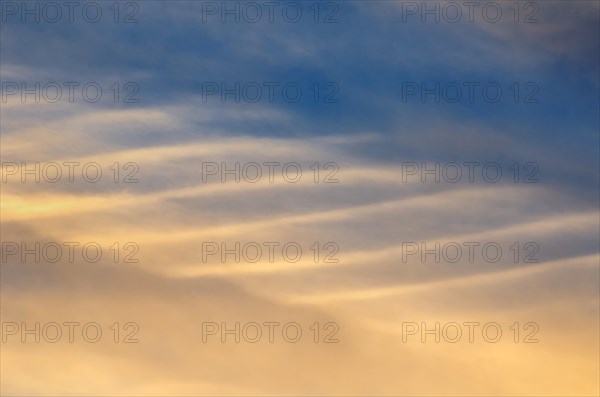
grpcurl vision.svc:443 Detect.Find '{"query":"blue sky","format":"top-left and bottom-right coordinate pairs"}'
top-left (3, 1), bottom-right (598, 196)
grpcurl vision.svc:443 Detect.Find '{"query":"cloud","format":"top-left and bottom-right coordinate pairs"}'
top-left (1, 1), bottom-right (598, 395)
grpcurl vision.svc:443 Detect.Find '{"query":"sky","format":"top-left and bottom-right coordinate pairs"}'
top-left (0, 0), bottom-right (599, 395)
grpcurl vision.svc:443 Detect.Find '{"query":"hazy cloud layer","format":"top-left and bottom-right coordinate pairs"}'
top-left (1, 1), bottom-right (598, 395)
